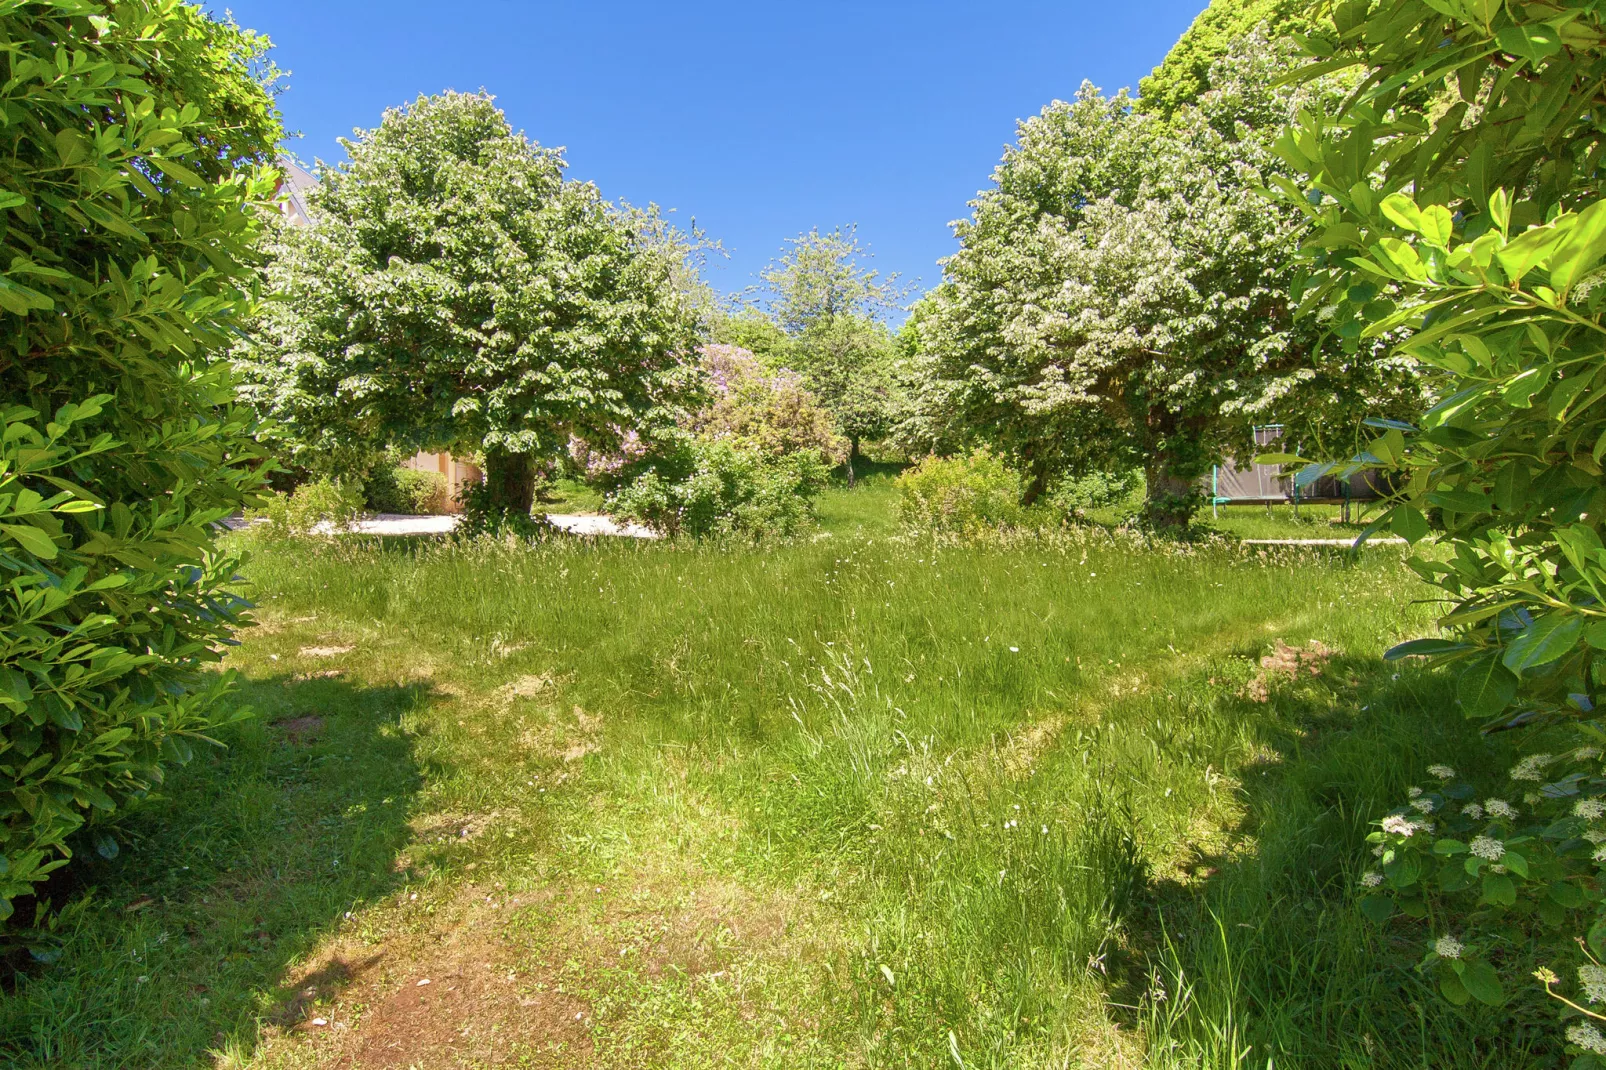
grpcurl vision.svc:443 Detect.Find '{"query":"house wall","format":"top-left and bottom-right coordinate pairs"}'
top-left (402, 452), bottom-right (483, 513)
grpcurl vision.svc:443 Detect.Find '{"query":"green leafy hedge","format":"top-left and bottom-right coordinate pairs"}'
top-left (0, 1), bottom-right (281, 922)
top-left (610, 437), bottom-right (829, 538)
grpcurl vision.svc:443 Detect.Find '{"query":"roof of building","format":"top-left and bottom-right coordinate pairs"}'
top-left (277, 158), bottom-right (319, 226)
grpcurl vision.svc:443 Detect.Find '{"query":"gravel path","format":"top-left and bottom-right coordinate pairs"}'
top-left (228, 513), bottom-right (659, 538)
top-left (355, 513), bottom-right (658, 538)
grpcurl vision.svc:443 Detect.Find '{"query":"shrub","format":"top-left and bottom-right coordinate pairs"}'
top-left (610, 437), bottom-right (829, 538)
top-left (247, 478), bottom-right (365, 539)
top-left (1279, 0), bottom-right (1606, 1056)
top-left (0, 2), bottom-right (281, 922)
top-left (693, 345), bottom-right (846, 464)
top-left (363, 464), bottom-right (451, 515)
top-left (897, 451), bottom-right (1029, 534)
top-left (1049, 469), bottom-right (1145, 521)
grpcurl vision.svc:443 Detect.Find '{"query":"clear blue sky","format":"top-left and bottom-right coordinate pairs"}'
top-left (213, 1), bottom-right (1208, 305)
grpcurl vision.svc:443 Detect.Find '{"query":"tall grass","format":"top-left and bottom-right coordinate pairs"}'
top-left (0, 523), bottom-right (1534, 1068)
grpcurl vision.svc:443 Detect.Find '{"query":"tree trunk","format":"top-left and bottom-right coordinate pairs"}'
top-left (847, 436), bottom-right (859, 487)
top-left (481, 450), bottom-right (537, 520)
top-left (1141, 463), bottom-right (1197, 532)
top-left (1021, 458), bottom-right (1052, 507)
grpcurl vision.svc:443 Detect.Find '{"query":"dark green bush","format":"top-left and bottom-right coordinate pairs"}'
top-left (363, 464), bottom-right (450, 515)
top-left (0, 2), bottom-right (281, 921)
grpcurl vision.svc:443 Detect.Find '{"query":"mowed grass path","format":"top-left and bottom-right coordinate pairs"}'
top-left (0, 518), bottom-right (1535, 1067)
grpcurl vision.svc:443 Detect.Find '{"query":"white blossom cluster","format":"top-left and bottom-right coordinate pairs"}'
top-left (1426, 764), bottom-right (1456, 779)
top-left (1469, 836), bottom-right (1505, 861)
top-left (1510, 754), bottom-right (1555, 782)
top-left (1433, 935), bottom-right (1463, 960)
top-left (1569, 1022), bottom-right (1606, 1055)
top-left (1382, 815), bottom-right (1424, 837)
top-left (1580, 965), bottom-right (1606, 1004)
top-left (1484, 798), bottom-right (1517, 819)
top-left (1575, 798), bottom-right (1606, 821)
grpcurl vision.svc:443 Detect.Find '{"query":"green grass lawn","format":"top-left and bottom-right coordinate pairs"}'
top-left (0, 487), bottom-right (1547, 1068)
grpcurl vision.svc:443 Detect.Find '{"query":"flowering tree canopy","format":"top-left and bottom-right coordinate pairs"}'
top-left (910, 42), bottom-right (1421, 527)
top-left (236, 91), bottom-right (703, 525)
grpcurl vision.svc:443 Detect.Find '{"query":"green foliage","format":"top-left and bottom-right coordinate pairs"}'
top-left (1139, 0), bottom-right (1317, 116)
top-left (1048, 468), bottom-right (1145, 519)
top-left (609, 437), bottom-right (829, 538)
top-left (1275, 0), bottom-right (1606, 1054)
top-left (362, 464), bottom-right (450, 516)
top-left (236, 90), bottom-right (703, 526)
top-left (0, 0), bottom-right (282, 921)
top-left (913, 40), bottom-right (1420, 529)
top-left (747, 227), bottom-right (907, 465)
top-left (896, 451), bottom-right (1031, 534)
top-left (247, 477), bottom-right (364, 539)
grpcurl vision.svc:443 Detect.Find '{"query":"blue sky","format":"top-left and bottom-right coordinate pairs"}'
top-left (214, 1), bottom-right (1207, 305)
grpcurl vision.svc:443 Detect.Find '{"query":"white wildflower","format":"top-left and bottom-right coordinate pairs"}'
top-left (1360, 872), bottom-right (1384, 888)
top-left (1410, 797), bottom-right (1436, 814)
top-left (1569, 1022), bottom-right (1606, 1055)
top-left (1461, 803), bottom-right (1485, 819)
top-left (1427, 764), bottom-right (1456, 779)
top-left (1574, 799), bottom-right (1606, 820)
top-left (1511, 754), bottom-right (1554, 781)
top-left (1434, 935), bottom-right (1464, 960)
top-left (1470, 835), bottom-right (1505, 861)
top-left (1525, 792), bottom-right (1542, 806)
top-left (1372, 844), bottom-right (1385, 857)
top-left (1382, 815), bottom-right (1421, 837)
top-left (1575, 747), bottom-right (1602, 762)
top-left (1485, 798), bottom-right (1517, 819)
top-left (1581, 965), bottom-right (1606, 1004)
top-left (1408, 786), bottom-right (1424, 798)
top-left (1586, 829), bottom-right (1606, 844)
top-left (1594, 844), bottom-right (1606, 863)
top-left (1490, 864), bottom-right (1508, 874)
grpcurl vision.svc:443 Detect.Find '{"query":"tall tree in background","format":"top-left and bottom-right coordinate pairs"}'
top-left (237, 92), bottom-right (703, 529)
top-left (1138, 0), bottom-right (1316, 116)
top-left (912, 41), bottom-right (1419, 528)
top-left (0, 0), bottom-right (282, 917)
top-left (746, 226), bottom-right (906, 484)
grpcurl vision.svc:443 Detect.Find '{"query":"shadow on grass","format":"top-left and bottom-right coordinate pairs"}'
top-left (0, 672), bottom-right (432, 1069)
top-left (1113, 653), bottom-right (1561, 1068)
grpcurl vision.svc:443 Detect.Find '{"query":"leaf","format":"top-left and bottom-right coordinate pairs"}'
top-left (1457, 656), bottom-right (1518, 719)
top-left (1385, 638), bottom-right (1473, 661)
top-left (1502, 613), bottom-right (1583, 674)
top-left (1460, 959), bottom-right (1505, 1006)
top-left (1359, 894), bottom-right (1396, 922)
top-left (1496, 224), bottom-right (1560, 282)
top-left (1503, 851), bottom-right (1528, 878)
top-left (1548, 199), bottom-right (1606, 293)
top-left (1392, 506), bottom-right (1430, 544)
top-left (1439, 969), bottom-right (1470, 1005)
top-left (150, 157), bottom-right (206, 190)
top-left (1481, 872), bottom-right (1516, 906)
top-left (1420, 205), bottom-right (1454, 247)
top-left (879, 964), bottom-right (895, 987)
top-left (1546, 880), bottom-right (1584, 908)
top-left (1495, 24), bottom-right (1561, 62)
top-left (1589, 915), bottom-right (1606, 961)
top-left (0, 523), bottom-right (57, 559)
top-left (1380, 193), bottom-right (1423, 232)
top-left (1254, 452), bottom-right (1307, 465)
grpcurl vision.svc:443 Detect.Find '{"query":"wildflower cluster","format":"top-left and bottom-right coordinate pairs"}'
top-left (1363, 746), bottom-right (1606, 1055)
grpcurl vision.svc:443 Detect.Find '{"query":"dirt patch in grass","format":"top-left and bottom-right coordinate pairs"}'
top-left (261, 888), bottom-right (594, 1069)
top-left (275, 715), bottom-right (326, 742)
top-left (300, 644), bottom-right (355, 659)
